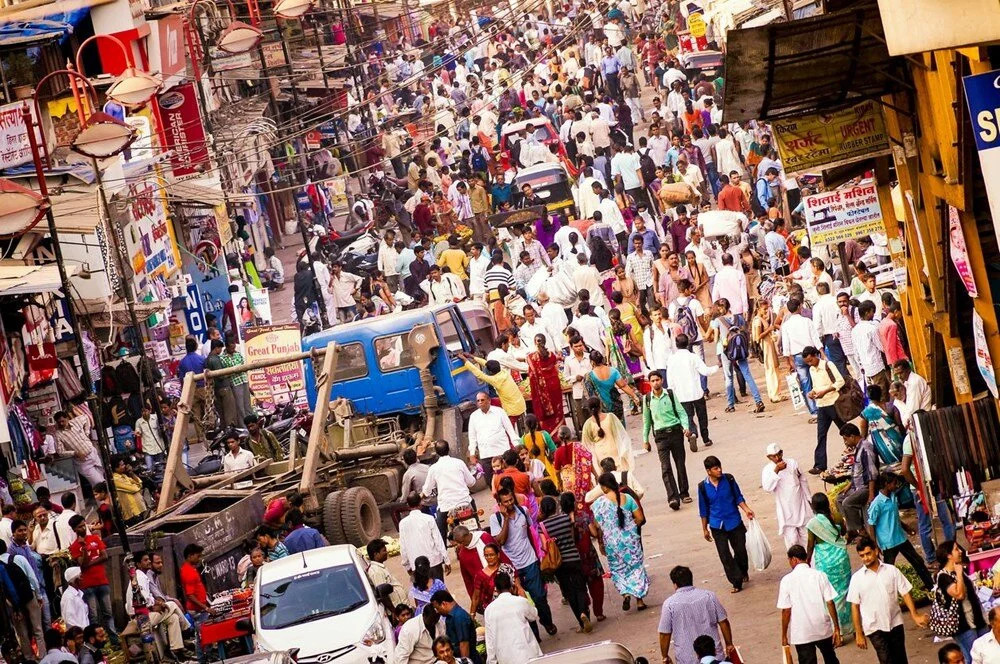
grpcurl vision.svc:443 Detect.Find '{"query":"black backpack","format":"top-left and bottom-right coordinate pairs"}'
top-left (115, 360), bottom-right (141, 394)
top-left (2, 555), bottom-right (33, 608)
top-left (638, 148), bottom-right (657, 185)
top-left (749, 177), bottom-right (768, 217)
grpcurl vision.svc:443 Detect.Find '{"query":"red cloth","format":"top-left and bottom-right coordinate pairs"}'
top-left (716, 185), bottom-right (749, 213)
top-left (69, 535), bottom-right (108, 589)
top-left (181, 562), bottom-right (208, 612)
top-left (97, 504), bottom-right (113, 540)
top-left (878, 316), bottom-right (908, 365)
top-left (455, 532), bottom-right (509, 598)
top-left (527, 351), bottom-right (565, 435)
top-left (491, 467), bottom-right (533, 497)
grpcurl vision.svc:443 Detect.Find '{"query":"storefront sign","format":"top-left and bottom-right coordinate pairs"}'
top-left (772, 101), bottom-right (891, 174)
top-left (963, 69), bottom-right (1000, 256)
top-left (159, 83), bottom-right (210, 179)
top-left (973, 310), bottom-right (998, 399)
top-left (242, 324), bottom-right (307, 410)
top-left (261, 42), bottom-right (286, 69)
top-left (144, 340), bottom-right (170, 363)
top-left (156, 15), bottom-right (186, 78)
top-left (0, 102), bottom-right (38, 170)
top-left (231, 286), bottom-right (273, 341)
top-left (328, 177), bottom-right (348, 215)
top-left (122, 172), bottom-right (180, 294)
top-left (803, 184), bottom-right (884, 246)
top-left (948, 205), bottom-right (978, 298)
top-left (687, 12), bottom-right (706, 37)
top-left (184, 281), bottom-right (208, 342)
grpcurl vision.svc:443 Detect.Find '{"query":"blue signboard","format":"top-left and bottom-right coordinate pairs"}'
top-left (963, 69), bottom-right (1000, 254)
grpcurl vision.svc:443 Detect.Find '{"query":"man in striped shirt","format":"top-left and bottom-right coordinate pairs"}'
top-left (54, 410), bottom-right (105, 487)
top-left (483, 251), bottom-right (516, 293)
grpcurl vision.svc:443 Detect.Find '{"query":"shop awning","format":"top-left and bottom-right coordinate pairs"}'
top-left (0, 263), bottom-right (76, 296)
top-left (722, 2), bottom-right (909, 122)
top-left (164, 180), bottom-right (228, 207)
top-left (75, 297), bottom-right (169, 326)
top-left (49, 189), bottom-right (101, 234)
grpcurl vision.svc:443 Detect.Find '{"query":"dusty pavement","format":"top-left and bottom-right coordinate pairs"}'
top-left (379, 359), bottom-right (945, 664)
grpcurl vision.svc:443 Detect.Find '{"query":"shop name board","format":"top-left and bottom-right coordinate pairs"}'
top-left (159, 83), bottom-right (210, 179)
top-left (243, 324), bottom-right (307, 411)
top-left (0, 102), bottom-right (38, 171)
top-left (772, 101), bottom-right (891, 174)
top-left (963, 69), bottom-right (1000, 257)
top-left (803, 183), bottom-right (884, 246)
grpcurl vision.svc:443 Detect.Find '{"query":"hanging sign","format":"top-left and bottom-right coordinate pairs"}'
top-left (687, 12), bottom-right (706, 38)
top-left (963, 69), bottom-right (1000, 261)
top-left (772, 101), bottom-right (891, 174)
top-left (948, 205), bottom-right (978, 298)
top-left (803, 184), bottom-right (885, 246)
top-left (159, 83), bottom-right (210, 179)
top-left (973, 310), bottom-right (998, 399)
top-left (242, 324), bottom-right (307, 410)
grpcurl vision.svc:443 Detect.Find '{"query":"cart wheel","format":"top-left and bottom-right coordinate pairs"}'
top-left (340, 486), bottom-right (381, 546)
top-left (323, 490), bottom-right (348, 545)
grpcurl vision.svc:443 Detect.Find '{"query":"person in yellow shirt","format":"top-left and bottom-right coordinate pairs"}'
top-left (458, 352), bottom-right (526, 419)
top-left (111, 455), bottom-right (147, 524)
top-left (437, 235), bottom-right (470, 281)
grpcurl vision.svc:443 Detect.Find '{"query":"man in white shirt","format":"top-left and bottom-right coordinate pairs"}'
top-left (422, 440), bottom-right (476, 540)
top-left (611, 142), bottom-right (644, 205)
top-left (777, 545), bottom-right (841, 662)
top-left (568, 304), bottom-right (607, 357)
top-left (850, 300), bottom-right (889, 395)
top-left (517, 305), bottom-right (558, 352)
top-left (811, 282), bottom-right (850, 380)
top-left (683, 228), bottom-right (718, 279)
top-left (537, 292), bottom-right (569, 352)
top-left (846, 537), bottom-right (928, 659)
top-left (855, 274), bottom-right (883, 318)
top-left (710, 254), bottom-right (748, 320)
top-left (54, 493), bottom-right (85, 549)
top-left (644, 306), bottom-right (677, 379)
top-left (395, 605), bottom-right (443, 664)
top-left (972, 607), bottom-right (1000, 664)
top-left (123, 559), bottom-right (190, 660)
top-left (484, 573), bottom-right (542, 664)
top-left (563, 336), bottom-right (593, 431)
top-left (30, 506), bottom-right (59, 556)
top-left (467, 243), bottom-right (491, 299)
top-left (487, 335), bottom-right (529, 374)
top-left (422, 265), bottom-right (467, 304)
top-left (667, 332), bottom-right (718, 449)
top-left (398, 493), bottom-right (450, 578)
top-left (61, 567), bottom-right (90, 630)
top-left (330, 262), bottom-right (364, 323)
top-left (221, 436), bottom-right (256, 474)
top-left (894, 361), bottom-right (932, 416)
top-left (467, 392), bottom-right (518, 488)
top-left (780, 298), bottom-right (822, 417)
top-left (377, 230), bottom-right (401, 291)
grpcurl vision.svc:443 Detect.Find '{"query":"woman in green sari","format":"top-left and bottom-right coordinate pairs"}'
top-left (806, 493), bottom-right (853, 638)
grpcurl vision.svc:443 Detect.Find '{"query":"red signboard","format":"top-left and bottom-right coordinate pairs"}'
top-left (158, 15), bottom-right (186, 78)
top-left (158, 83), bottom-right (209, 178)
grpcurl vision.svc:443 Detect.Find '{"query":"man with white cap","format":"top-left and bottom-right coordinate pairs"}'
top-left (61, 567), bottom-right (90, 630)
top-left (761, 444), bottom-right (814, 548)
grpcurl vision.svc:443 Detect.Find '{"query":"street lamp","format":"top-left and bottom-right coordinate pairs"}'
top-left (274, 0), bottom-right (315, 19)
top-left (0, 179), bottom-right (48, 237)
top-left (189, 0), bottom-right (263, 56)
top-left (70, 111), bottom-right (137, 159)
top-left (75, 34), bottom-right (162, 108)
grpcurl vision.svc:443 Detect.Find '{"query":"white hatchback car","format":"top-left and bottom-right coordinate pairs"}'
top-left (251, 545), bottom-right (396, 664)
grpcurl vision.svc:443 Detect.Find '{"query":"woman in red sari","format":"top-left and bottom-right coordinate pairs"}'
top-left (552, 425), bottom-right (596, 523)
top-left (526, 333), bottom-right (565, 435)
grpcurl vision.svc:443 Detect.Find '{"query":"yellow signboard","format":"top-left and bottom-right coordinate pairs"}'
top-left (772, 101), bottom-right (891, 174)
top-left (687, 12), bottom-right (706, 38)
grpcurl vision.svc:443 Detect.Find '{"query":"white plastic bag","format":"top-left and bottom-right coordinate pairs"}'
top-left (746, 518), bottom-right (772, 571)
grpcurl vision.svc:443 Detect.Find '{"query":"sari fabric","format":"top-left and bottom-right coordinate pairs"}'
top-left (527, 350), bottom-right (565, 434)
top-left (806, 514), bottom-right (854, 637)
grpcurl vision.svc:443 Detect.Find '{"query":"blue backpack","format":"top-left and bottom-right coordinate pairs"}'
top-left (723, 318), bottom-right (750, 362)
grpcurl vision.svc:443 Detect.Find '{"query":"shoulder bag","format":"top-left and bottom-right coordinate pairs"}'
top-left (928, 570), bottom-right (961, 637)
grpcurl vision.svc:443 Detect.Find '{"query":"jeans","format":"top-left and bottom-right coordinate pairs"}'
top-left (681, 398), bottom-right (710, 443)
top-left (821, 335), bottom-right (850, 380)
top-left (955, 626), bottom-right (989, 663)
top-left (711, 522), bottom-right (749, 590)
top-left (882, 540), bottom-right (934, 589)
top-left (554, 561), bottom-right (591, 626)
top-left (145, 452), bottom-right (166, 471)
top-left (190, 610), bottom-right (210, 663)
top-left (721, 355), bottom-right (762, 407)
top-left (915, 495), bottom-right (956, 563)
top-left (84, 584), bottom-right (118, 642)
top-left (706, 162), bottom-right (721, 197)
top-left (794, 354), bottom-right (818, 414)
top-left (654, 426), bottom-right (688, 503)
top-left (517, 561), bottom-right (553, 628)
top-left (867, 625), bottom-right (907, 664)
top-left (794, 636), bottom-right (839, 664)
top-left (814, 405), bottom-right (844, 470)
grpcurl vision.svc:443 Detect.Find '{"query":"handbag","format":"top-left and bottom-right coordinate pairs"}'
top-left (538, 523), bottom-right (562, 573)
top-left (928, 571), bottom-right (961, 637)
top-left (825, 362), bottom-right (865, 421)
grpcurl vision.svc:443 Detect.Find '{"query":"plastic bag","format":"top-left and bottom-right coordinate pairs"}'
top-left (746, 518), bottom-right (772, 572)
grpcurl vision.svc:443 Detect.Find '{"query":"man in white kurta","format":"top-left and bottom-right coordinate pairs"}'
top-left (485, 583), bottom-right (542, 664)
top-left (761, 443), bottom-right (813, 548)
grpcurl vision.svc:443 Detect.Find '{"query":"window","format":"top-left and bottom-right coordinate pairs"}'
top-left (333, 343), bottom-right (367, 381)
top-left (436, 310), bottom-right (465, 352)
top-left (373, 334), bottom-right (416, 372)
top-left (259, 565), bottom-right (370, 630)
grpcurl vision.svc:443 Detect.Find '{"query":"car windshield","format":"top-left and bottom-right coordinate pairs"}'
top-left (259, 564), bottom-right (369, 630)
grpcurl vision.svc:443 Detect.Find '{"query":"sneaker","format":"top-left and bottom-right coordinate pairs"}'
top-left (669, 500), bottom-right (680, 510)
top-left (724, 406), bottom-right (735, 413)
top-left (704, 439), bottom-right (713, 447)
top-left (753, 402), bottom-right (765, 413)
top-left (687, 432), bottom-right (698, 452)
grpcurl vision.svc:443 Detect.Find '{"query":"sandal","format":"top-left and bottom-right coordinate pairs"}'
top-left (753, 402), bottom-right (765, 413)
top-left (636, 600), bottom-right (648, 611)
top-left (596, 615), bottom-right (607, 622)
top-left (622, 596), bottom-right (631, 611)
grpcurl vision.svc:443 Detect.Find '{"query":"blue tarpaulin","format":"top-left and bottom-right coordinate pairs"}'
top-left (0, 7), bottom-right (90, 46)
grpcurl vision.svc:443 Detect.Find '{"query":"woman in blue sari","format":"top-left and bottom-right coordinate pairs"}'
top-left (588, 472), bottom-right (649, 611)
top-left (862, 384), bottom-right (904, 464)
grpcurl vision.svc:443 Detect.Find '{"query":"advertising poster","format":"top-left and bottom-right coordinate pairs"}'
top-left (159, 83), bottom-right (210, 179)
top-left (772, 101), bottom-right (891, 174)
top-left (242, 324), bottom-right (307, 410)
top-left (122, 171), bottom-right (180, 296)
top-left (964, 69), bottom-right (1000, 248)
top-left (803, 184), bottom-right (885, 246)
top-left (973, 310), bottom-right (998, 399)
top-left (230, 286), bottom-right (273, 342)
top-left (948, 206), bottom-right (978, 298)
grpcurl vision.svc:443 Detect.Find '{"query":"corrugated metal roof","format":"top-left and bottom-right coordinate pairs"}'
top-left (722, 2), bottom-right (908, 122)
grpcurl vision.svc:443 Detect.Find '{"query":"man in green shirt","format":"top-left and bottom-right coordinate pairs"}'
top-left (641, 371), bottom-right (691, 511)
top-left (205, 339), bottom-right (238, 428)
top-left (245, 414), bottom-right (285, 462)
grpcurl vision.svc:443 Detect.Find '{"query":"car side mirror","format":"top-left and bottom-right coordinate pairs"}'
top-left (235, 618), bottom-right (254, 634)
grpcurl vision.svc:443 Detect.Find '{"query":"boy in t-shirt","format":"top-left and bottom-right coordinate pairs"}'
top-left (68, 515), bottom-right (118, 644)
top-left (91, 482), bottom-right (114, 541)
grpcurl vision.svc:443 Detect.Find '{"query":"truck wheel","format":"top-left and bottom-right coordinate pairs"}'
top-left (323, 490), bottom-right (348, 545)
top-left (340, 487), bottom-right (381, 546)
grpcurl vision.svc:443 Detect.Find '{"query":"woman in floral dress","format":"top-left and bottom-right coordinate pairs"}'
top-left (589, 473), bottom-right (649, 611)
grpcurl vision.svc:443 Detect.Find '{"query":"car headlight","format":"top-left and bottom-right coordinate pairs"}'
top-left (362, 618), bottom-right (386, 646)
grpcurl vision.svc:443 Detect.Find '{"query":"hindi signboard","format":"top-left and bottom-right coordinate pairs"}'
top-left (0, 102), bottom-right (39, 171)
top-left (772, 101), bottom-right (891, 174)
top-left (803, 184), bottom-right (885, 246)
top-left (242, 324), bottom-right (307, 411)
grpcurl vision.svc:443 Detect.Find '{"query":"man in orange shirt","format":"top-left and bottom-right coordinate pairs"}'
top-left (878, 302), bottom-right (909, 365)
top-left (716, 172), bottom-right (750, 214)
top-left (491, 448), bottom-right (534, 497)
top-left (181, 543), bottom-right (217, 661)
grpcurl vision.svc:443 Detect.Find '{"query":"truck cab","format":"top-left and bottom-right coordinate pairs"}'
top-left (301, 302), bottom-right (495, 416)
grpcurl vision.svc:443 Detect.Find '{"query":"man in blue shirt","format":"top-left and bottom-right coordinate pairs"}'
top-left (756, 167), bottom-right (780, 213)
top-left (431, 590), bottom-right (480, 664)
top-left (697, 456), bottom-right (756, 593)
top-left (282, 510), bottom-right (328, 554)
top-left (178, 336), bottom-right (208, 445)
top-left (867, 472), bottom-right (934, 589)
top-left (600, 47), bottom-right (622, 99)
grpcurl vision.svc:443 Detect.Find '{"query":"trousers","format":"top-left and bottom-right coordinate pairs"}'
top-left (517, 561), bottom-right (553, 628)
top-left (814, 405), bottom-right (844, 470)
top-left (681, 398), bottom-right (710, 444)
top-left (867, 625), bottom-right (907, 664)
top-left (654, 427), bottom-right (688, 502)
top-left (794, 636), bottom-right (839, 664)
top-left (711, 522), bottom-right (749, 590)
top-left (915, 495), bottom-right (955, 564)
top-left (14, 598), bottom-right (46, 658)
top-left (84, 584), bottom-right (118, 641)
top-left (793, 354), bottom-right (818, 415)
top-left (838, 488), bottom-right (870, 532)
top-left (554, 561), bottom-right (591, 626)
top-left (882, 540), bottom-right (934, 589)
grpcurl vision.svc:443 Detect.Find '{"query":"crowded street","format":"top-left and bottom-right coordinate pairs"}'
top-left (0, 1), bottom-right (997, 664)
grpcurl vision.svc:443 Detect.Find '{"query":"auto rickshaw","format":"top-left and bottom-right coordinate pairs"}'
top-left (514, 163), bottom-right (580, 223)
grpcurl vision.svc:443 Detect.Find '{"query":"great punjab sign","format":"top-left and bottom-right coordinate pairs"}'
top-left (803, 184), bottom-right (884, 246)
top-left (772, 101), bottom-right (891, 174)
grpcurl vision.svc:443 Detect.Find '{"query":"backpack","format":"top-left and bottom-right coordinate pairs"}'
top-left (723, 320), bottom-right (750, 362)
top-left (538, 523), bottom-right (562, 573)
top-left (471, 146), bottom-right (488, 172)
top-left (638, 148), bottom-right (657, 185)
top-left (2, 555), bottom-right (33, 609)
top-left (675, 302), bottom-right (699, 341)
top-left (749, 177), bottom-right (767, 217)
top-left (698, 473), bottom-right (740, 514)
top-left (115, 360), bottom-right (141, 394)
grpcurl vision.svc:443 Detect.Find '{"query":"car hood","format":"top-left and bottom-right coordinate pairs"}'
top-left (256, 604), bottom-right (379, 657)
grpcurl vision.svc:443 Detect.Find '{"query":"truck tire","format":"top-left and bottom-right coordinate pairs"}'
top-left (323, 490), bottom-right (348, 545)
top-left (340, 486), bottom-right (381, 546)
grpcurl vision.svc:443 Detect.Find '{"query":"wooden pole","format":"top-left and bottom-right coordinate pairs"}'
top-left (299, 342), bottom-right (340, 510)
